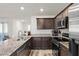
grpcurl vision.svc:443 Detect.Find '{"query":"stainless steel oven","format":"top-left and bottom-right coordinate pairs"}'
top-left (52, 37), bottom-right (61, 56)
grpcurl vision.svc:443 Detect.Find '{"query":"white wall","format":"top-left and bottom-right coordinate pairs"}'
top-left (9, 19), bottom-right (31, 38)
top-left (0, 15), bottom-right (55, 37)
top-left (22, 19), bottom-right (31, 31)
top-left (60, 29), bottom-right (69, 33)
top-left (31, 16), bottom-right (54, 34)
top-left (0, 16), bottom-right (32, 38)
top-left (12, 20), bottom-right (23, 38)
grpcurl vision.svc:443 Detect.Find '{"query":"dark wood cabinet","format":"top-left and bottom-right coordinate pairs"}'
top-left (17, 39), bottom-right (32, 56)
top-left (55, 9), bottom-right (69, 29)
top-left (10, 51), bottom-right (17, 56)
top-left (32, 37), bottom-right (42, 49)
top-left (32, 37), bottom-right (52, 49)
top-left (42, 37), bottom-right (52, 49)
top-left (37, 18), bottom-right (55, 29)
top-left (11, 38), bottom-right (32, 56)
top-left (17, 45), bottom-right (27, 56)
top-left (60, 44), bottom-right (69, 56)
top-left (11, 37), bottom-right (52, 56)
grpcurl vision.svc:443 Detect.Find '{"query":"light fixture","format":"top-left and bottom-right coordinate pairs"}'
top-left (40, 8), bottom-right (44, 12)
top-left (20, 6), bottom-right (24, 10)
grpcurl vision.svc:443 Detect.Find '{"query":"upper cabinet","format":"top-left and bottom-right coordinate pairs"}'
top-left (54, 3), bottom-right (74, 29)
top-left (55, 10), bottom-right (69, 29)
top-left (55, 4), bottom-right (72, 29)
top-left (37, 18), bottom-right (55, 29)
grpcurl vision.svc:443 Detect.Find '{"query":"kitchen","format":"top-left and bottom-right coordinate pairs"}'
top-left (0, 3), bottom-right (79, 56)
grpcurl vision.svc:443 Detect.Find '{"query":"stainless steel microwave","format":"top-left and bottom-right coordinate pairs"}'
top-left (57, 16), bottom-right (69, 29)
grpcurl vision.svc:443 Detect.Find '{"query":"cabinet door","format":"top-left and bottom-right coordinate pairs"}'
top-left (37, 18), bottom-right (54, 29)
top-left (25, 39), bottom-right (32, 55)
top-left (32, 37), bottom-right (52, 49)
top-left (32, 37), bottom-right (42, 49)
top-left (10, 51), bottom-right (17, 56)
top-left (17, 44), bottom-right (26, 56)
top-left (17, 39), bottom-right (32, 56)
top-left (44, 18), bottom-right (54, 29)
top-left (42, 37), bottom-right (52, 49)
top-left (60, 45), bottom-right (69, 56)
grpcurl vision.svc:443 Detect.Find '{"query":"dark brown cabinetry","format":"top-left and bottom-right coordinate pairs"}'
top-left (17, 43), bottom-right (28, 56)
top-left (11, 38), bottom-right (32, 56)
top-left (17, 39), bottom-right (32, 56)
top-left (60, 44), bottom-right (69, 56)
top-left (37, 18), bottom-right (55, 29)
top-left (11, 37), bottom-right (52, 56)
top-left (10, 51), bottom-right (17, 56)
top-left (55, 8), bottom-right (69, 29)
top-left (42, 37), bottom-right (52, 49)
top-left (32, 37), bottom-right (42, 49)
top-left (32, 37), bottom-right (52, 49)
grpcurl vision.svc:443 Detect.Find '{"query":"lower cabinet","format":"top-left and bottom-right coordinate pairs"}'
top-left (60, 44), bottom-right (69, 56)
top-left (11, 37), bottom-right (52, 56)
top-left (17, 49), bottom-right (31, 56)
top-left (11, 38), bottom-right (32, 56)
top-left (10, 51), bottom-right (17, 56)
top-left (42, 37), bottom-right (52, 49)
top-left (32, 37), bottom-right (42, 49)
top-left (17, 44), bottom-right (29, 56)
top-left (32, 37), bottom-right (52, 49)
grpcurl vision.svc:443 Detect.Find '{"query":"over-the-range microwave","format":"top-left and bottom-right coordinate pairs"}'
top-left (57, 16), bottom-right (69, 29)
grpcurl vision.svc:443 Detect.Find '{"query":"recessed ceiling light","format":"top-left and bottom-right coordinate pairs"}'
top-left (40, 8), bottom-right (44, 12)
top-left (20, 6), bottom-right (24, 10)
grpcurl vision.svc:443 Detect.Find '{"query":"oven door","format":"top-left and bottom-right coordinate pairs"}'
top-left (52, 38), bottom-right (60, 56)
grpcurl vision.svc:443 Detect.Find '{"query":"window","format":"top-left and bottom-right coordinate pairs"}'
top-left (0, 23), bottom-right (8, 33)
top-left (0, 22), bottom-right (8, 41)
top-left (0, 23), bottom-right (2, 33)
top-left (3, 23), bottom-right (8, 33)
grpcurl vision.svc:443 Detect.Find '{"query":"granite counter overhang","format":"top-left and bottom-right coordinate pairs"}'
top-left (0, 34), bottom-right (70, 56)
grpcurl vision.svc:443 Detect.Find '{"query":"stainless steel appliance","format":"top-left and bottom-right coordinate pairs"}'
top-left (57, 16), bottom-right (69, 29)
top-left (52, 37), bottom-right (62, 56)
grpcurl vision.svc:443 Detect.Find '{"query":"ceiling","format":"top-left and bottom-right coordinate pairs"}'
top-left (0, 3), bottom-right (69, 19)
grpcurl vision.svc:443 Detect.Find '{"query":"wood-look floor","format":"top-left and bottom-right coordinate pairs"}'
top-left (29, 49), bottom-right (55, 56)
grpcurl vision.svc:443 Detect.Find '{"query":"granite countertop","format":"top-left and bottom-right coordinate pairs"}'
top-left (0, 34), bottom-right (70, 56)
top-left (31, 34), bottom-right (53, 37)
top-left (0, 36), bottom-right (31, 56)
top-left (31, 34), bottom-right (70, 39)
top-left (60, 42), bottom-right (69, 49)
